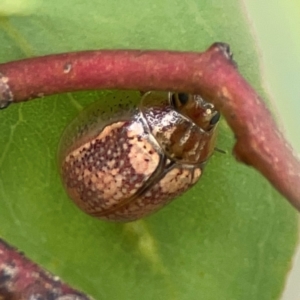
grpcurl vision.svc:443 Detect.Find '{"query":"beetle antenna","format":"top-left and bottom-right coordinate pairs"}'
top-left (214, 147), bottom-right (227, 154)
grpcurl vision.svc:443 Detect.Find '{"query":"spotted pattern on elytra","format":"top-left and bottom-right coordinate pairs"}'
top-left (61, 120), bottom-right (161, 216)
top-left (104, 166), bottom-right (202, 222)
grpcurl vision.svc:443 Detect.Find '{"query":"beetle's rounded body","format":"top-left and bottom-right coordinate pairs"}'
top-left (58, 91), bottom-right (219, 222)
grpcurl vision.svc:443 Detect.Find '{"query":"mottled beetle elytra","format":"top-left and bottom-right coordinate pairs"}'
top-left (58, 91), bottom-right (219, 222)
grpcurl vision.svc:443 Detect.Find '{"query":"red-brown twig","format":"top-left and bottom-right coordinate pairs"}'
top-left (0, 238), bottom-right (92, 299)
top-left (0, 42), bottom-right (299, 211)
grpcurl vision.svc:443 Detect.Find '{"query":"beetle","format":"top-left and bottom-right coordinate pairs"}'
top-left (58, 91), bottom-right (220, 222)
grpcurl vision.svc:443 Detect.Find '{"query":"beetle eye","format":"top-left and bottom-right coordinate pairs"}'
top-left (171, 93), bottom-right (190, 108)
top-left (178, 93), bottom-right (189, 105)
top-left (209, 112), bottom-right (220, 125)
top-left (171, 93), bottom-right (177, 106)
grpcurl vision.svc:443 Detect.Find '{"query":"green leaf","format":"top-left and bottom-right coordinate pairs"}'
top-left (0, 1), bottom-right (298, 300)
